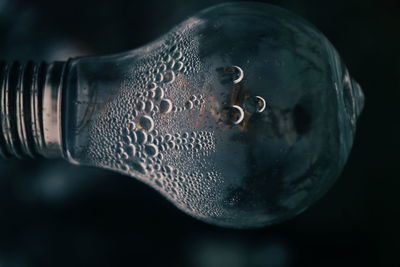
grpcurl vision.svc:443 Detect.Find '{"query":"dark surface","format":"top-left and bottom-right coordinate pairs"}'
top-left (0, 0), bottom-right (398, 266)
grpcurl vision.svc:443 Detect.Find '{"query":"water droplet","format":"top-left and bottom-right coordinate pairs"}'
top-left (155, 87), bottom-right (164, 100)
top-left (244, 95), bottom-right (267, 113)
top-left (167, 60), bottom-right (175, 70)
top-left (155, 73), bottom-right (163, 83)
top-left (123, 135), bottom-right (132, 144)
top-left (130, 131), bottom-right (137, 143)
top-left (160, 99), bottom-right (172, 113)
top-left (136, 130), bottom-right (148, 144)
top-left (147, 134), bottom-right (154, 144)
top-left (145, 101), bottom-right (154, 113)
top-left (145, 144), bottom-right (158, 156)
top-left (173, 61), bottom-right (184, 71)
top-left (163, 54), bottom-right (172, 62)
top-left (137, 101), bottom-right (145, 111)
top-left (172, 51), bottom-right (183, 60)
top-left (140, 115), bottom-right (154, 132)
top-left (167, 141), bottom-right (175, 149)
top-left (169, 45), bottom-right (178, 53)
top-left (148, 89), bottom-right (156, 99)
top-left (126, 144), bottom-right (136, 156)
top-left (158, 63), bottom-right (167, 72)
top-left (165, 134), bottom-right (172, 141)
top-left (185, 100), bottom-right (194, 110)
top-left (163, 71), bottom-right (175, 83)
top-left (155, 180), bottom-right (163, 188)
top-left (127, 122), bottom-right (136, 130)
top-left (223, 66), bottom-right (244, 84)
top-left (220, 105), bottom-right (244, 125)
top-left (148, 82), bottom-right (157, 90)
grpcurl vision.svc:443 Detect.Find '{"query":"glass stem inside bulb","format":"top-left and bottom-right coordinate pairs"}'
top-left (0, 60), bottom-right (66, 158)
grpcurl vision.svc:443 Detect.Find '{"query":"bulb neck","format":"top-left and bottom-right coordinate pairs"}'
top-left (0, 60), bottom-right (66, 159)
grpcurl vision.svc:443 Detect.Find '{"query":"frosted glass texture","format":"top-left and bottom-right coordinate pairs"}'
top-left (63, 3), bottom-right (364, 228)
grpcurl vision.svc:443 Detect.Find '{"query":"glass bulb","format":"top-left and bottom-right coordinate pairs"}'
top-left (0, 2), bottom-right (364, 228)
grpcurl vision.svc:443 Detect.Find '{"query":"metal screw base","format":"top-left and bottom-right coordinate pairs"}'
top-left (0, 61), bottom-right (65, 159)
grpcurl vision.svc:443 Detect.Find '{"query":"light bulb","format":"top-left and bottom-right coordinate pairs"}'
top-left (0, 2), bottom-right (364, 228)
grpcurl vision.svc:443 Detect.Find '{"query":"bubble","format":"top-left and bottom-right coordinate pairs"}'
top-left (163, 71), bottom-right (175, 83)
top-left (223, 66), bottom-right (244, 84)
top-left (148, 82), bottom-right (157, 90)
top-left (185, 100), bottom-right (194, 110)
top-left (148, 90), bottom-right (156, 99)
top-left (157, 135), bottom-right (164, 143)
top-left (162, 54), bottom-right (172, 62)
top-left (158, 63), bottom-right (167, 72)
top-left (147, 134), bottom-right (154, 144)
top-left (165, 134), bottom-right (172, 141)
top-left (152, 129), bottom-right (159, 136)
top-left (155, 87), bottom-right (164, 100)
top-left (167, 60), bottom-right (175, 69)
top-left (220, 105), bottom-right (244, 125)
top-left (145, 101), bottom-right (154, 113)
top-left (172, 51), bottom-right (183, 60)
top-left (243, 95), bottom-right (267, 113)
top-left (167, 141), bottom-right (176, 149)
top-left (130, 131), bottom-right (137, 143)
top-left (126, 144), bottom-right (136, 156)
top-left (173, 61), bottom-right (184, 71)
top-left (155, 180), bottom-right (163, 188)
top-left (121, 152), bottom-right (129, 159)
top-left (127, 122), bottom-right (136, 130)
top-left (160, 99), bottom-right (173, 114)
top-left (165, 165), bottom-right (173, 173)
top-left (169, 44), bottom-right (178, 53)
top-left (155, 73), bottom-right (164, 83)
top-left (140, 115), bottom-right (155, 132)
top-left (145, 144), bottom-right (159, 156)
top-left (154, 164), bottom-right (161, 171)
top-left (137, 101), bottom-right (146, 111)
top-left (123, 135), bottom-right (132, 144)
top-left (136, 130), bottom-right (148, 144)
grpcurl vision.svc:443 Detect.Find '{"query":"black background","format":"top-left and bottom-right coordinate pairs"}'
top-left (0, 0), bottom-right (399, 266)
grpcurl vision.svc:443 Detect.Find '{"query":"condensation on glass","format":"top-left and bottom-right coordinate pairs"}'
top-left (0, 2), bottom-right (364, 228)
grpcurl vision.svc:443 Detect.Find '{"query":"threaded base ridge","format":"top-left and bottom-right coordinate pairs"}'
top-left (0, 60), bottom-right (65, 158)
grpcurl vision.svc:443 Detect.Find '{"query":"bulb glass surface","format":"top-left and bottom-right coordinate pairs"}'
top-left (62, 2), bottom-right (364, 228)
